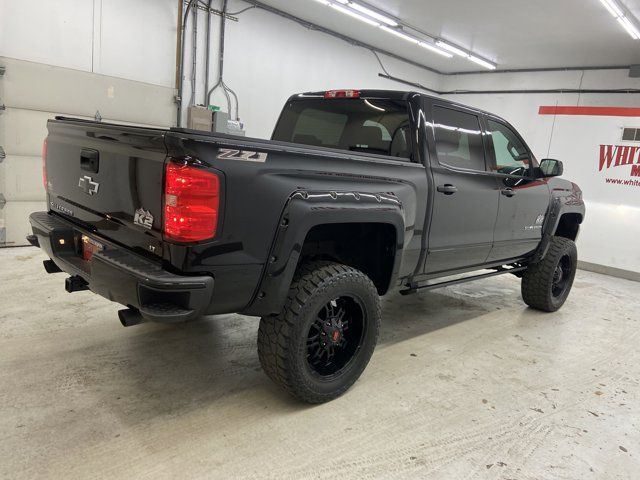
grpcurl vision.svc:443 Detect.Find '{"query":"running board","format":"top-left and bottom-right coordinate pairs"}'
top-left (399, 266), bottom-right (527, 295)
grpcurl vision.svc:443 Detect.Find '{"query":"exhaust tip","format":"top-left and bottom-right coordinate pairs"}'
top-left (65, 275), bottom-right (89, 293)
top-left (118, 308), bottom-right (145, 327)
top-left (43, 259), bottom-right (62, 274)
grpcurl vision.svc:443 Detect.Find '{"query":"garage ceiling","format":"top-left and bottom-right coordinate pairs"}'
top-left (255, 0), bottom-right (640, 73)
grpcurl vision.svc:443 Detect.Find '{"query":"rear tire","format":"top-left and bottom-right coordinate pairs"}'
top-left (257, 261), bottom-right (381, 403)
top-left (522, 236), bottom-right (577, 312)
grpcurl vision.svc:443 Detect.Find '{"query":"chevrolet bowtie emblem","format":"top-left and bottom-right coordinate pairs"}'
top-left (78, 175), bottom-right (100, 196)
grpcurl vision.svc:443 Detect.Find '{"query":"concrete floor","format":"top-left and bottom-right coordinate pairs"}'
top-left (0, 247), bottom-right (638, 480)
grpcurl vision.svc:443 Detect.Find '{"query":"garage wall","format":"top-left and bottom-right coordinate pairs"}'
top-left (0, 57), bottom-right (176, 246)
top-left (182, 0), bottom-right (443, 138)
top-left (0, 0), bottom-right (178, 87)
top-left (442, 70), bottom-right (640, 276)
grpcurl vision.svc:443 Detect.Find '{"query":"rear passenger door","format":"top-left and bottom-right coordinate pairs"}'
top-left (423, 104), bottom-right (500, 274)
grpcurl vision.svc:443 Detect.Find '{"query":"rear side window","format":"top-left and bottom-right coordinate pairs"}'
top-left (433, 106), bottom-right (485, 171)
top-left (272, 98), bottom-right (412, 160)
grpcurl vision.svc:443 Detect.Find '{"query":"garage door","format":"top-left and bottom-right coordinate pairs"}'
top-left (0, 57), bottom-right (176, 246)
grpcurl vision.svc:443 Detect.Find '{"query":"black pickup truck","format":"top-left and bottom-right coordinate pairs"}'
top-left (29, 90), bottom-right (584, 403)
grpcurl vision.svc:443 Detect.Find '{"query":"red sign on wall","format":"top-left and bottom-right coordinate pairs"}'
top-left (598, 145), bottom-right (640, 187)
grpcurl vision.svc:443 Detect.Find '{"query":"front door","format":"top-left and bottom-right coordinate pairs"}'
top-left (423, 104), bottom-right (500, 274)
top-left (483, 117), bottom-right (551, 262)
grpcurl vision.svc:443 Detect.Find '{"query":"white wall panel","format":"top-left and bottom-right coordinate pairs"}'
top-left (0, 0), bottom-right (93, 72)
top-left (1, 57), bottom-right (176, 127)
top-left (96, 0), bottom-right (178, 87)
top-left (0, 109), bottom-right (50, 156)
top-left (0, 0), bottom-right (178, 87)
top-left (579, 202), bottom-right (640, 274)
top-left (0, 156), bottom-right (44, 202)
top-left (2, 201), bottom-right (46, 246)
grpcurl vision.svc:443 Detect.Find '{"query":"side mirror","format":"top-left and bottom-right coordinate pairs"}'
top-left (539, 159), bottom-right (563, 178)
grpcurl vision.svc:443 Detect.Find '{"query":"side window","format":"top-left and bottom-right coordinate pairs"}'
top-left (433, 106), bottom-right (486, 171)
top-left (487, 120), bottom-right (531, 177)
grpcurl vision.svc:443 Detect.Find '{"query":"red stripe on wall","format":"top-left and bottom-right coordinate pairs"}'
top-left (539, 106), bottom-right (640, 117)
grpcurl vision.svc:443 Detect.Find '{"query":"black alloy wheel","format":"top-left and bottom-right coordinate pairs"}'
top-left (306, 296), bottom-right (365, 378)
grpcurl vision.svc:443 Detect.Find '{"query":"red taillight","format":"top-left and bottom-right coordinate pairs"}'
top-left (163, 162), bottom-right (220, 243)
top-left (42, 138), bottom-right (48, 189)
top-left (324, 89), bottom-right (360, 99)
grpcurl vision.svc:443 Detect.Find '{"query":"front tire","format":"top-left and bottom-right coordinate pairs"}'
top-left (522, 236), bottom-right (578, 312)
top-left (257, 261), bottom-right (381, 403)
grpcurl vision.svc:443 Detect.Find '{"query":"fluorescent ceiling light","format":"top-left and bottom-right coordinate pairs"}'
top-left (468, 54), bottom-right (497, 70)
top-left (349, 2), bottom-right (398, 26)
top-left (599, 0), bottom-right (623, 17)
top-left (597, 0), bottom-right (640, 40)
top-left (379, 26), bottom-right (419, 43)
top-left (435, 40), bottom-right (469, 57)
top-left (330, 3), bottom-right (380, 26)
top-left (308, 0), bottom-right (500, 68)
top-left (618, 16), bottom-right (640, 39)
top-left (418, 42), bottom-right (453, 58)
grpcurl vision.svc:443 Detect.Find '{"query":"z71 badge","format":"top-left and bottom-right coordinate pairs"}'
top-left (134, 208), bottom-right (154, 229)
top-left (217, 148), bottom-right (268, 163)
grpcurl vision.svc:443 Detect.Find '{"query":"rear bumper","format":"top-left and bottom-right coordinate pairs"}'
top-left (28, 211), bottom-right (214, 323)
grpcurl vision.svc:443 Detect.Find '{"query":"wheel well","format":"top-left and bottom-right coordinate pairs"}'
top-left (300, 223), bottom-right (397, 295)
top-left (555, 213), bottom-right (583, 241)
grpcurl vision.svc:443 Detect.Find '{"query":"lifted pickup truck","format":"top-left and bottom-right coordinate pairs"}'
top-left (29, 90), bottom-right (584, 403)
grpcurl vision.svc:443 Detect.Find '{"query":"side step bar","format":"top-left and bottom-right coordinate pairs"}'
top-left (400, 266), bottom-right (527, 295)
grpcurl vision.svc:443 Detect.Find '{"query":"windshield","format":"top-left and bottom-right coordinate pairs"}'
top-left (272, 98), bottom-right (412, 160)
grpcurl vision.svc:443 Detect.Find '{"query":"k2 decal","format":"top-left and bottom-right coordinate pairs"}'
top-left (134, 208), bottom-right (154, 230)
top-left (217, 148), bottom-right (268, 163)
top-left (524, 214), bottom-right (545, 232)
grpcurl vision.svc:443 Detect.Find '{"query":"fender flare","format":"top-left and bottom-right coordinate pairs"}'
top-left (532, 197), bottom-right (584, 263)
top-left (242, 190), bottom-right (406, 316)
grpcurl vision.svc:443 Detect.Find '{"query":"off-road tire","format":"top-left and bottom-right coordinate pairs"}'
top-left (522, 236), bottom-right (577, 312)
top-left (257, 261), bottom-right (381, 403)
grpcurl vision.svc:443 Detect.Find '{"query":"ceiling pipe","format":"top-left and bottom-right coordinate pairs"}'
top-left (176, 0), bottom-right (199, 127)
top-left (189, 4), bottom-right (198, 107)
top-left (379, 73), bottom-right (640, 95)
top-left (174, 0), bottom-right (183, 93)
top-left (204, 0), bottom-right (213, 106)
top-left (206, 0), bottom-right (241, 120)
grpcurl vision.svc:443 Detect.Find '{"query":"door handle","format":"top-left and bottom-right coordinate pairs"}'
top-left (437, 184), bottom-right (458, 195)
top-left (501, 188), bottom-right (516, 198)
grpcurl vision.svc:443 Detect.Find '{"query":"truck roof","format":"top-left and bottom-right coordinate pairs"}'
top-left (291, 89), bottom-right (504, 122)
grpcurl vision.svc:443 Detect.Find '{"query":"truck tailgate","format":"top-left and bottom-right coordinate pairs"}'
top-left (45, 118), bottom-right (168, 256)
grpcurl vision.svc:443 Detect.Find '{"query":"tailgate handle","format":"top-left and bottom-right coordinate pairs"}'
top-left (81, 148), bottom-right (100, 173)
